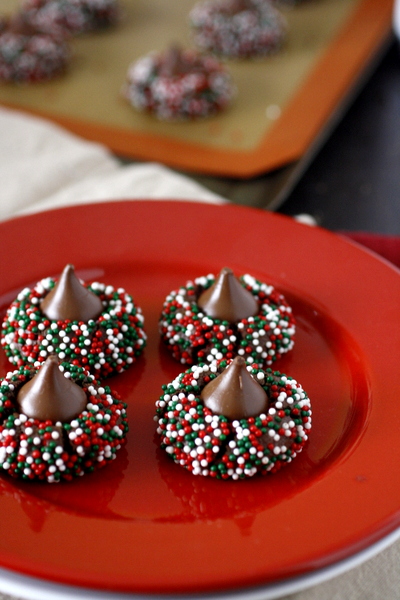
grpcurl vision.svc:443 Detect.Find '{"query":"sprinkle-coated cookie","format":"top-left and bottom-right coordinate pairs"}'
top-left (159, 270), bottom-right (295, 367)
top-left (0, 361), bottom-right (128, 482)
top-left (155, 359), bottom-right (311, 480)
top-left (21, 0), bottom-right (120, 36)
top-left (189, 0), bottom-right (287, 58)
top-left (1, 267), bottom-right (146, 378)
top-left (0, 14), bottom-right (70, 83)
top-left (123, 45), bottom-right (235, 121)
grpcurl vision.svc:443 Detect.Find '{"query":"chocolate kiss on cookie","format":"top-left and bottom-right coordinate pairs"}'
top-left (160, 45), bottom-right (190, 76)
top-left (40, 264), bottom-right (103, 321)
top-left (223, 0), bottom-right (254, 14)
top-left (6, 13), bottom-right (37, 35)
top-left (16, 355), bottom-right (87, 422)
top-left (160, 44), bottom-right (207, 77)
top-left (201, 356), bottom-right (269, 419)
top-left (197, 267), bottom-right (258, 322)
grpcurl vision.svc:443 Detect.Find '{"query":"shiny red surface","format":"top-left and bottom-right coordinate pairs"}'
top-left (0, 201), bottom-right (399, 595)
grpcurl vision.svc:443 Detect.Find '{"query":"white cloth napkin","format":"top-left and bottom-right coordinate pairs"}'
top-left (0, 106), bottom-right (399, 600)
top-left (0, 106), bottom-right (225, 221)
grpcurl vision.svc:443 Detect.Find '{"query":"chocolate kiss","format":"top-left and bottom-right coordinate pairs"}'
top-left (16, 355), bottom-right (87, 422)
top-left (201, 356), bottom-right (269, 419)
top-left (221, 0), bottom-right (254, 14)
top-left (160, 44), bottom-right (201, 77)
top-left (160, 45), bottom-right (185, 76)
top-left (197, 268), bottom-right (258, 322)
top-left (6, 13), bottom-right (38, 36)
top-left (40, 264), bottom-right (103, 321)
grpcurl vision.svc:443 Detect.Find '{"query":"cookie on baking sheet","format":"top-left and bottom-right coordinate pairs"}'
top-left (0, 13), bottom-right (70, 83)
top-left (189, 0), bottom-right (287, 58)
top-left (123, 44), bottom-right (236, 121)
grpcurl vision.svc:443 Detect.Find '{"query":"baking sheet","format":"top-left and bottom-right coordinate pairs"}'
top-left (0, 0), bottom-right (393, 176)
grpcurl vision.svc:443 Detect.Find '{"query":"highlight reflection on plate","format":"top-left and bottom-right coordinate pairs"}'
top-left (0, 201), bottom-right (398, 597)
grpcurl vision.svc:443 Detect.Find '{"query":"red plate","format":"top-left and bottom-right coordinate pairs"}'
top-left (0, 200), bottom-right (399, 595)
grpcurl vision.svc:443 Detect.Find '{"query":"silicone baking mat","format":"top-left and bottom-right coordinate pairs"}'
top-left (0, 0), bottom-right (393, 176)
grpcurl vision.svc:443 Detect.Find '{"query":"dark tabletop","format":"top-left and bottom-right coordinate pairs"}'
top-left (278, 40), bottom-right (400, 235)
top-left (192, 39), bottom-right (400, 236)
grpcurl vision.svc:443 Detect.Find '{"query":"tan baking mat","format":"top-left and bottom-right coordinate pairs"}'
top-left (0, 0), bottom-right (393, 176)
